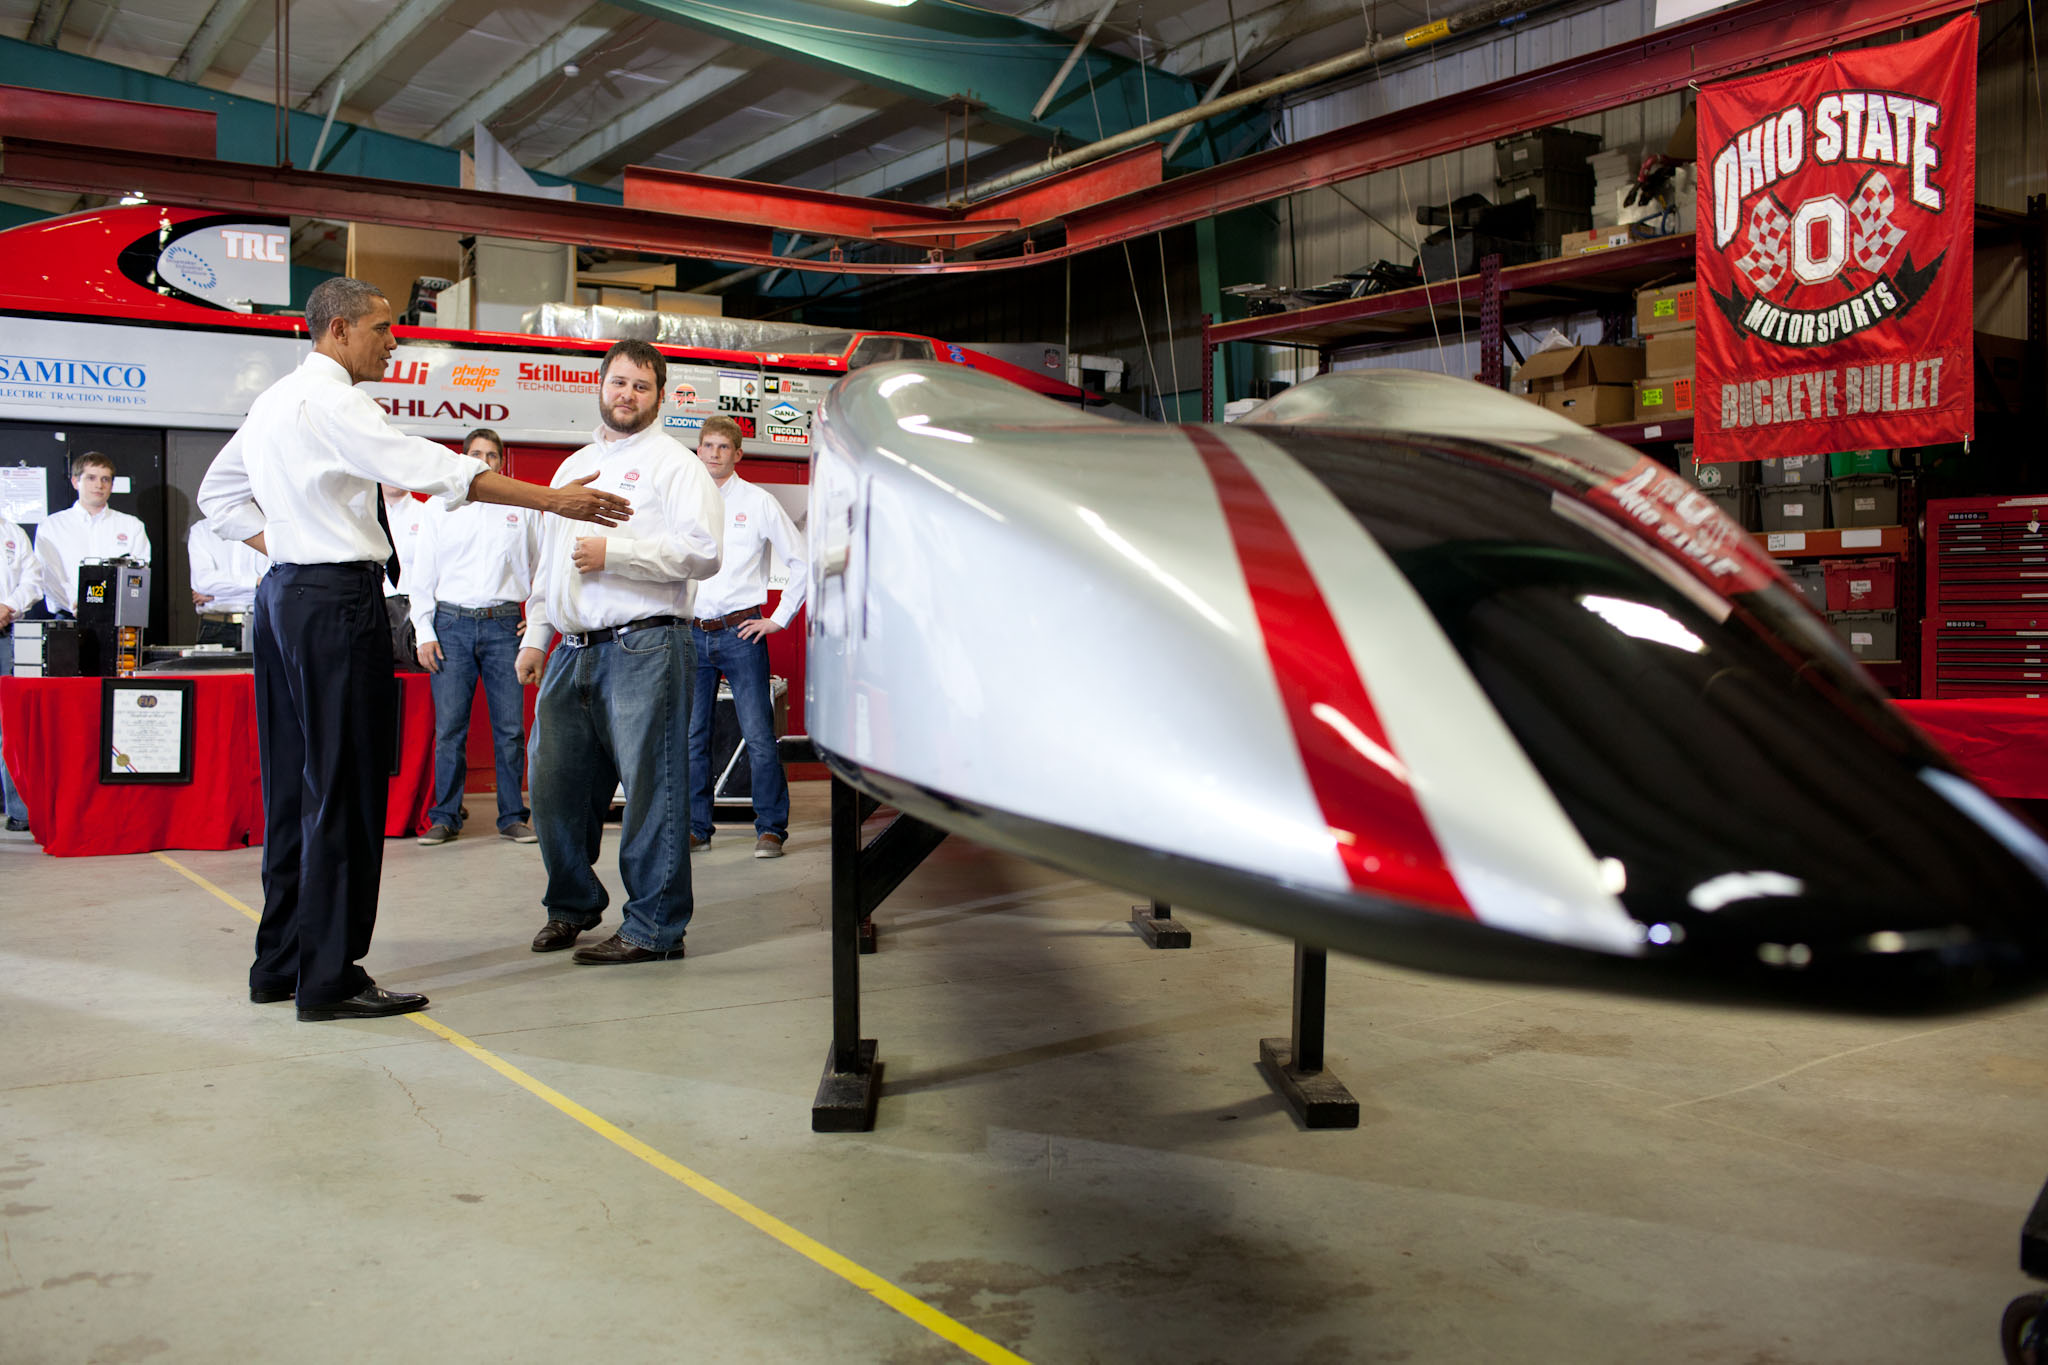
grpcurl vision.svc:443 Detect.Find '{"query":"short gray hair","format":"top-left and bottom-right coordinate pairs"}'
top-left (305, 277), bottom-right (387, 339)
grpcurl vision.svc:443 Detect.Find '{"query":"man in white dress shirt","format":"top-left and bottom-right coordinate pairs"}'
top-left (685, 416), bottom-right (807, 859)
top-left (0, 513), bottom-right (42, 832)
top-left (187, 516), bottom-right (268, 649)
top-left (199, 277), bottom-right (631, 1021)
top-left (514, 340), bottom-right (724, 965)
top-left (411, 428), bottom-right (538, 846)
top-left (33, 451), bottom-right (151, 616)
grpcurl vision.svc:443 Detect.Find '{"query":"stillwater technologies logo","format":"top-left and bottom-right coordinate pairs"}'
top-left (0, 353), bottom-right (148, 407)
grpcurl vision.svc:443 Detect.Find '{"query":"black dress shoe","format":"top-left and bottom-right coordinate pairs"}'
top-left (4, 817), bottom-right (27, 833)
top-left (249, 987), bottom-right (294, 1004)
top-left (531, 920), bottom-right (585, 953)
top-left (571, 934), bottom-right (685, 965)
top-left (296, 986), bottom-right (429, 1022)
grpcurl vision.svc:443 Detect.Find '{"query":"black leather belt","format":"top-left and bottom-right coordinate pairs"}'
top-left (562, 615), bottom-right (682, 648)
top-left (692, 606), bottom-right (764, 632)
top-left (440, 601), bottom-right (521, 619)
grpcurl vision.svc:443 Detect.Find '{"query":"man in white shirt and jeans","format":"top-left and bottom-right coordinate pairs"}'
top-left (0, 514), bottom-right (41, 832)
top-left (411, 428), bottom-right (538, 846)
top-left (686, 416), bottom-right (808, 859)
top-left (33, 451), bottom-right (151, 616)
top-left (187, 516), bottom-right (268, 648)
top-left (199, 277), bottom-right (631, 1021)
top-left (515, 340), bottom-right (724, 965)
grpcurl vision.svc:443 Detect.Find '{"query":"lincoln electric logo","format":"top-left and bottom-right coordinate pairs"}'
top-left (1711, 89), bottom-right (1949, 350)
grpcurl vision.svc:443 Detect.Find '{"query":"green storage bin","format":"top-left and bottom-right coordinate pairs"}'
top-left (1827, 449), bottom-right (1894, 476)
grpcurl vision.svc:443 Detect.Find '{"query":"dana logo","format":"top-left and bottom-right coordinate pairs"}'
top-left (766, 401), bottom-right (800, 424)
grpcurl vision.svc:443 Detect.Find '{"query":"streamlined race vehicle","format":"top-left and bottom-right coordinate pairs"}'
top-left (804, 363), bottom-right (2048, 1011)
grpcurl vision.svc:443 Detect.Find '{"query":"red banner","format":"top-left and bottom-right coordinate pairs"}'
top-left (1695, 16), bottom-right (1975, 461)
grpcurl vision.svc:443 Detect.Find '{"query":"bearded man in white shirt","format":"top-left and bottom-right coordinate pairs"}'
top-left (0, 513), bottom-right (42, 832)
top-left (515, 340), bottom-right (724, 965)
top-left (411, 428), bottom-right (539, 846)
top-left (199, 277), bottom-right (631, 1021)
top-left (685, 416), bottom-right (807, 859)
top-left (33, 451), bottom-right (150, 616)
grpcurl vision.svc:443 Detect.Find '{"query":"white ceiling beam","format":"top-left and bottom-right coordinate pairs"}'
top-left (1158, 0), bottom-right (1356, 77)
top-left (169, 0), bottom-right (264, 82)
top-left (28, 0), bottom-right (74, 46)
top-left (298, 0), bottom-right (463, 113)
top-left (540, 47), bottom-right (770, 177)
top-left (425, 5), bottom-right (623, 145)
top-left (690, 89), bottom-right (896, 181)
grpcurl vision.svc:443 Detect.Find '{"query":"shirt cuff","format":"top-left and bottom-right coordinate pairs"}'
top-left (437, 456), bottom-right (495, 510)
top-left (521, 623), bottom-right (554, 652)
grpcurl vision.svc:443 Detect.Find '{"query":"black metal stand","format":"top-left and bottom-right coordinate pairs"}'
top-left (1129, 899), bottom-right (1191, 949)
top-left (1257, 944), bottom-right (1360, 1129)
top-left (812, 776), bottom-right (946, 1133)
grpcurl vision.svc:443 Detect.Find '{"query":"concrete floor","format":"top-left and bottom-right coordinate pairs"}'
top-left (2, 780), bottom-right (2044, 1364)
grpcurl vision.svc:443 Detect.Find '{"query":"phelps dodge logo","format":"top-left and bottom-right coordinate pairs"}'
top-left (1695, 16), bottom-right (1976, 458)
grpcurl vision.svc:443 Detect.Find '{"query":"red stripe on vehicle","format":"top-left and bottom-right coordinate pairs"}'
top-left (1185, 426), bottom-right (1472, 917)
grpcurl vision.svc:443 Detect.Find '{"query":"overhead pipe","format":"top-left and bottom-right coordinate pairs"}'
top-left (1162, 49), bottom-right (1242, 163)
top-left (1031, 0), bottom-right (1124, 121)
top-left (967, 0), bottom-right (1552, 203)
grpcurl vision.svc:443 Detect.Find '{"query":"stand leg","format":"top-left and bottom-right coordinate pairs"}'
top-left (1129, 899), bottom-right (1191, 949)
top-left (1258, 943), bottom-right (1359, 1129)
top-left (813, 778), bottom-right (881, 1131)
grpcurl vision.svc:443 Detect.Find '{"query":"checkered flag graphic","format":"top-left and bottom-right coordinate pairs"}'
top-left (1734, 194), bottom-right (1791, 294)
top-left (1851, 170), bottom-right (1908, 273)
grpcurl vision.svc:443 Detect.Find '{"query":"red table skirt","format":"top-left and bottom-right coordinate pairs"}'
top-left (1896, 698), bottom-right (2048, 801)
top-left (0, 672), bottom-right (439, 857)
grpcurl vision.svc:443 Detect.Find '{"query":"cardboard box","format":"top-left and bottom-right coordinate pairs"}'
top-left (1544, 386), bottom-right (1637, 427)
top-left (1760, 454), bottom-right (1829, 485)
top-left (1635, 282), bottom-right (1697, 335)
top-left (1829, 609), bottom-right (1899, 660)
top-left (1823, 556), bottom-right (1898, 611)
top-left (1830, 473), bottom-right (1900, 527)
top-left (1643, 329), bottom-right (1696, 377)
top-left (1515, 344), bottom-right (1644, 393)
top-left (577, 261), bottom-right (676, 289)
top-left (595, 286), bottom-right (650, 311)
top-left (1634, 373), bottom-right (1694, 421)
top-left (1783, 563), bottom-right (1827, 612)
top-left (1495, 127), bottom-right (1602, 180)
top-left (345, 223), bottom-right (464, 324)
top-left (1759, 484), bottom-right (1829, 532)
top-left (1562, 226), bottom-right (1640, 255)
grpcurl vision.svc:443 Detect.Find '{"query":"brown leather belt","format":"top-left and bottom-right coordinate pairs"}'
top-left (692, 606), bottom-right (764, 632)
top-left (561, 615), bottom-right (683, 648)
top-left (198, 611), bottom-right (248, 623)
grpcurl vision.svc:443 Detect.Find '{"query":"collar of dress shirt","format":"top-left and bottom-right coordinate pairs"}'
top-left (302, 351), bottom-right (353, 386)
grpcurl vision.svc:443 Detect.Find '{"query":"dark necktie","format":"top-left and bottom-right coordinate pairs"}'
top-left (375, 495), bottom-right (402, 587)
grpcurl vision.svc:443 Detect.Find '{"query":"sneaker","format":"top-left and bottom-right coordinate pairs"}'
top-left (754, 833), bottom-right (785, 859)
top-left (417, 824), bottom-right (457, 846)
top-left (499, 822), bottom-right (538, 843)
top-left (689, 834), bottom-right (710, 853)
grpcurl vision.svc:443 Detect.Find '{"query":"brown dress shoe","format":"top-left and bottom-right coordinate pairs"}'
top-left (571, 934), bottom-right (685, 965)
top-left (753, 833), bottom-right (784, 859)
top-left (531, 920), bottom-right (585, 953)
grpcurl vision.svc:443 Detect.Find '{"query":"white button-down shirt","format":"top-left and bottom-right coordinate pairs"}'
top-left (523, 425), bottom-right (723, 650)
top-left (409, 500), bottom-right (539, 644)
top-left (188, 519), bottom-right (269, 613)
top-left (34, 503), bottom-right (151, 614)
top-left (1, 514), bottom-right (42, 617)
top-left (198, 352), bottom-right (487, 565)
top-left (692, 474), bottom-right (808, 629)
top-left (382, 492), bottom-right (427, 600)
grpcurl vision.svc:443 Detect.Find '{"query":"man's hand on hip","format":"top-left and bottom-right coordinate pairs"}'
top-left (417, 640), bottom-right (443, 673)
top-left (0, 604), bottom-right (16, 629)
top-left (192, 590), bottom-right (213, 607)
top-left (516, 647), bottom-right (545, 686)
top-left (551, 474), bottom-right (632, 527)
top-left (735, 617), bottom-right (782, 642)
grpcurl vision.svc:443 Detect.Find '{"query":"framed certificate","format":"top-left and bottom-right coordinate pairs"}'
top-left (100, 679), bottom-right (196, 784)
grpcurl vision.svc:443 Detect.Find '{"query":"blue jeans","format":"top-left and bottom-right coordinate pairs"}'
top-left (529, 624), bottom-right (694, 950)
top-left (427, 605), bottom-right (528, 831)
top-left (688, 622), bottom-right (788, 842)
top-left (0, 643), bottom-right (25, 824)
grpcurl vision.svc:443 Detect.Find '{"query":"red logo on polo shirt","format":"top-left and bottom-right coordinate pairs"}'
top-left (116, 533), bottom-right (129, 543)
top-left (623, 470), bottom-right (641, 482)
top-left (734, 512), bottom-right (747, 525)
top-left (506, 513), bottom-right (520, 524)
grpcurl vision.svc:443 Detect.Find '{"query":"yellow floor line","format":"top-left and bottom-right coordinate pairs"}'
top-left (152, 851), bottom-right (1031, 1365)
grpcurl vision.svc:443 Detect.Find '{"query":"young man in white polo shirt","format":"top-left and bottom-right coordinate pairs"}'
top-left (33, 451), bottom-right (150, 616)
top-left (686, 416), bottom-right (808, 859)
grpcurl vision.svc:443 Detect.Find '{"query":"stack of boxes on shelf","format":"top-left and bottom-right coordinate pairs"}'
top-left (1493, 128), bottom-right (1600, 257)
top-left (1512, 343), bottom-right (1643, 426)
top-left (1681, 448), bottom-right (1906, 664)
top-left (1633, 281), bottom-right (1695, 424)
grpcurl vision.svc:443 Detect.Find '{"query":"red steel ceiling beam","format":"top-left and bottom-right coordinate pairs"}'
top-left (0, 83), bottom-right (215, 160)
top-left (1064, 0), bottom-right (1976, 249)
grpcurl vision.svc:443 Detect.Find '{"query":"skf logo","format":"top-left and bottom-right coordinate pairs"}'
top-left (382, 360), bottom-right (431, 385)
